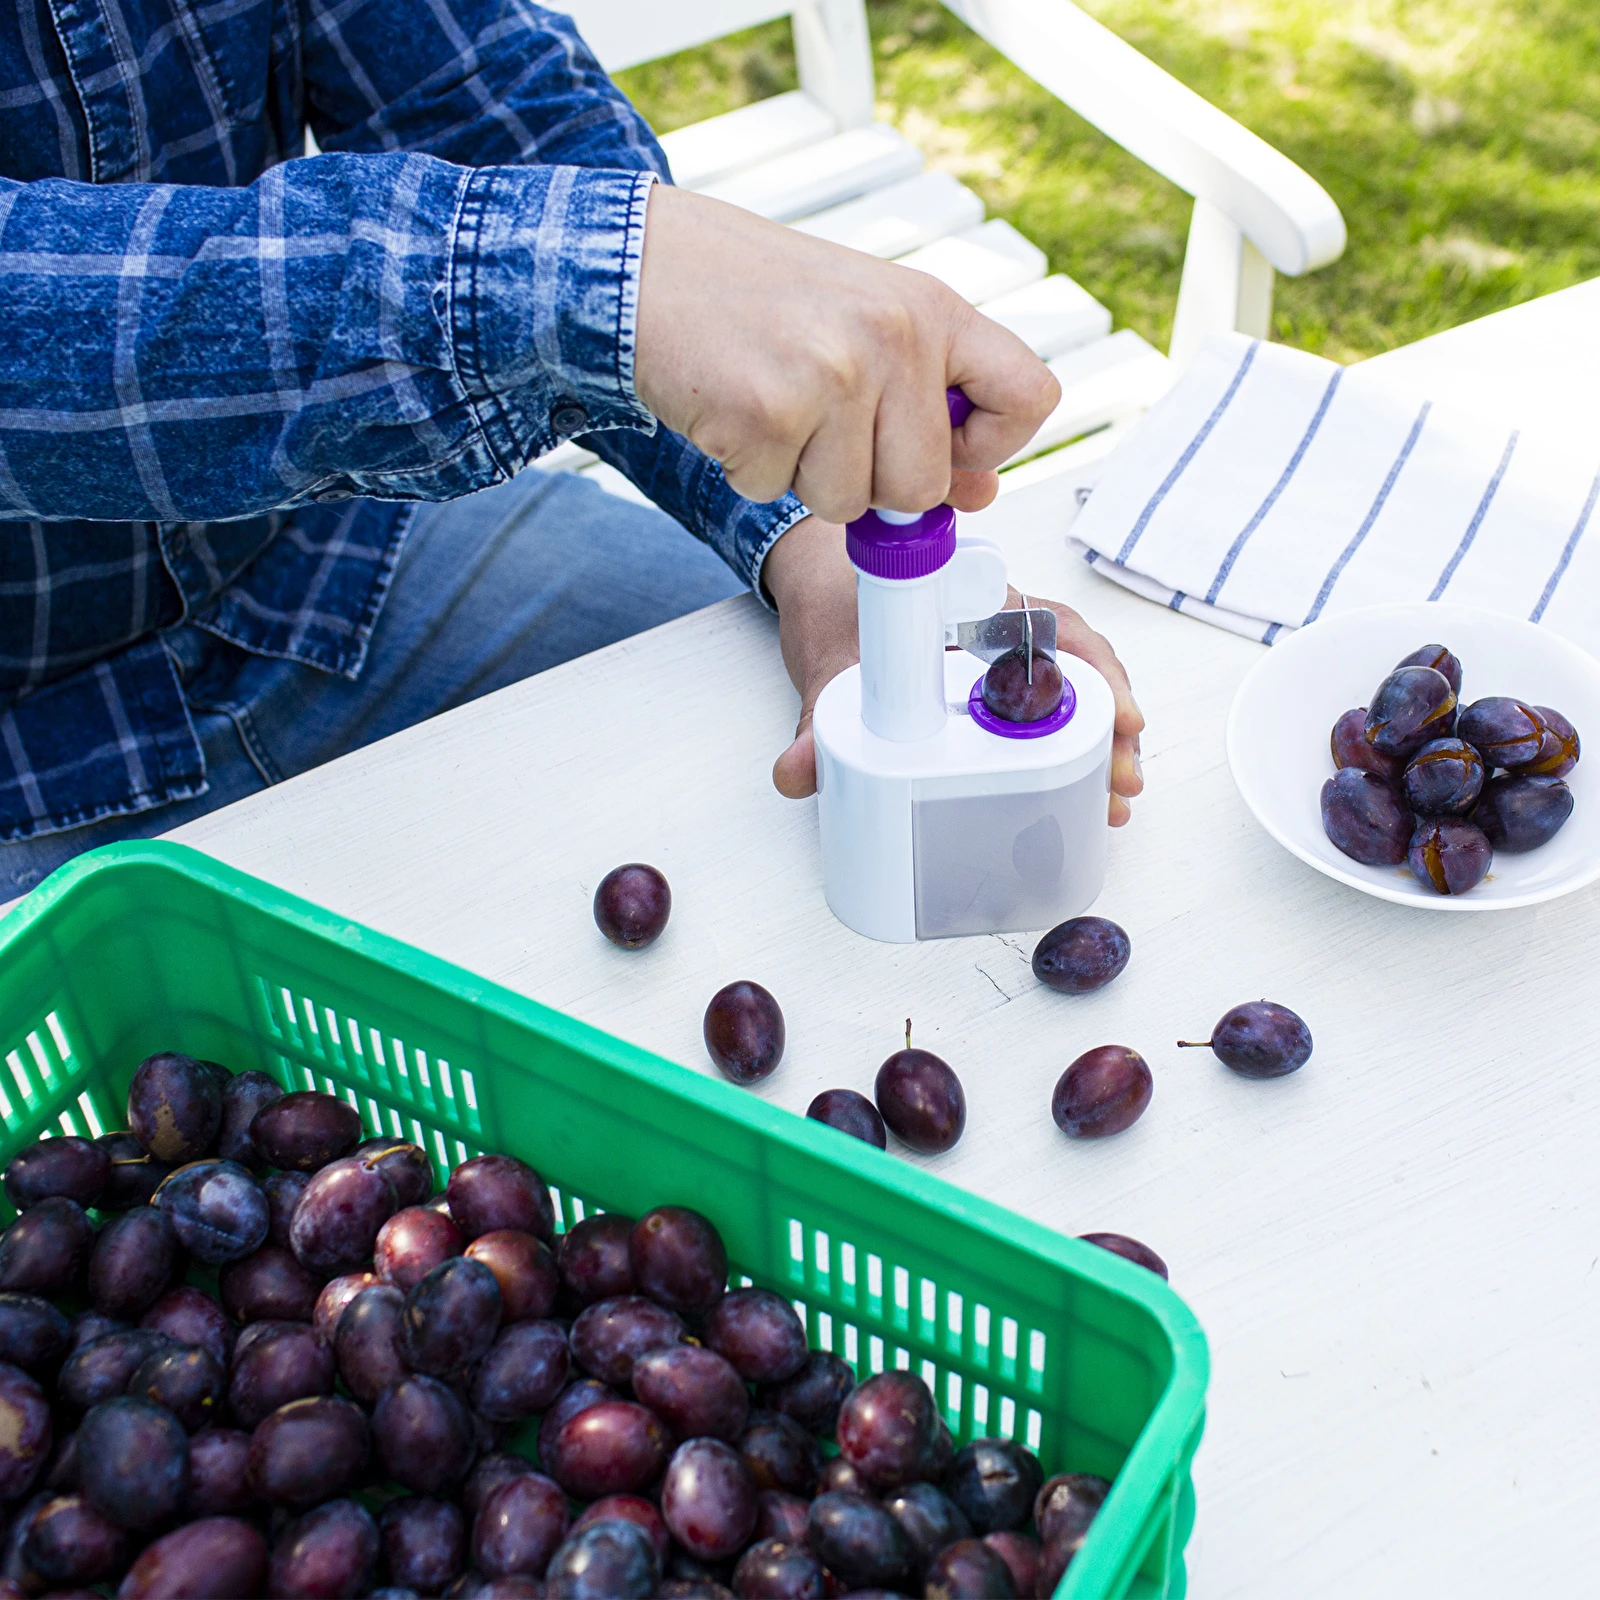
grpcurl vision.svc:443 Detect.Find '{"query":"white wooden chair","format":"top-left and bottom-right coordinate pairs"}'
top-left (546, 0), bottom-right (1346, 500)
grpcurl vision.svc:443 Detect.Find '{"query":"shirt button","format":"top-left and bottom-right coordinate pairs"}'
top-left (314, 485), bottom-right (353, 503)
top-left (551, 399), bottom-right (590, 437)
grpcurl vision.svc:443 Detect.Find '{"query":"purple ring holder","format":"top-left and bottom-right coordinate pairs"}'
top-left (968, 672), bottom-right (1078, 739)
top-left (845, 505), bottom-right (957, 580)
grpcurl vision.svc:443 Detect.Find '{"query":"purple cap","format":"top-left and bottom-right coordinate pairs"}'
top-left (845, 506), bottom-right (957, 580)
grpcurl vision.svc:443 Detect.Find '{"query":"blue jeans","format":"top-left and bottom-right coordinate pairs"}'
top-left (1, 470), bottom-right (742, 900)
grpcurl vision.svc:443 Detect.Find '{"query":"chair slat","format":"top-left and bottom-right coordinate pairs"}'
top-left (1004, 330), bottom-right (1171, 465)
top-left (559, 0), bottom-right (793, 75)
top-left (977, 274), bottom-right (1114, 360)
top-left (700, 125), bottom-right (923, 222)
top-left (661, 91), bottom-right (837, 191)
top-left (898, 220), bottom-right (1046, 306)
top-left (790, 170), bottom-right (984, 257)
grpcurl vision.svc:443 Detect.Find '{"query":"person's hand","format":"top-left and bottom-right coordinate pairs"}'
top-left (634, 184), bottom-right (1059, 524)
top-left (762, 519), bottom-right (1145, 824)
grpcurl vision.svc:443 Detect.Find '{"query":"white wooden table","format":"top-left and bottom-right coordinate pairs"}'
top-left (173, 280), bottom-right (1600, 1598)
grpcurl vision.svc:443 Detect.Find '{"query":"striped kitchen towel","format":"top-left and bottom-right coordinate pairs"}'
top-left (1068, 331), bottom-right (1600, 649)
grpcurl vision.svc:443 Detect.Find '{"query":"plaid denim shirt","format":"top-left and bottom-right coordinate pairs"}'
top-left (0, 0), bottom-right (806, 841)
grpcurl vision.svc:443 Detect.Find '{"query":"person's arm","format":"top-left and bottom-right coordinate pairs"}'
top-left (0, 153), bottom-right (656, 521)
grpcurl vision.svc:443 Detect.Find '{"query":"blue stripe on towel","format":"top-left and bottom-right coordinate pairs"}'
top-left (1205, 368), bottom-right (1344, 605)
top-left (1168, 589), bottom-right (1187, 610)
top-left (1428, 430), bottom-right (1519, 600)
top-left (1262, 622), bottom-right (1283, 644)
top-left (1303, 400), bottom-right (1432, 625)
top-left (1530, 463), bottom-right (1600, 622)
top-left (1114, 341), bottom-right (1260, 565)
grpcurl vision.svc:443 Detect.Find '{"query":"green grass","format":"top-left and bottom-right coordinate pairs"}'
top-left (616, 0), bottom-right (1600, 362)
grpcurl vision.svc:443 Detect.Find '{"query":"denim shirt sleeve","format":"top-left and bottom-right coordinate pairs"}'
top-left (295, 0), bottom-right (811, 593)
top-left (0, 153), bottom-right (662, 522)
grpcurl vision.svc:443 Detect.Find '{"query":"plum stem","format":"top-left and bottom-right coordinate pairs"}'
top-left (905, 1018), bottom-right (912, 1050)
top-left (1175, 1039), bottom-right (1213, 1050)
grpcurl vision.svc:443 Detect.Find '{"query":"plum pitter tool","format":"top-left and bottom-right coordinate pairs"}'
top-left (811, 389), bottom-right (1116, 942)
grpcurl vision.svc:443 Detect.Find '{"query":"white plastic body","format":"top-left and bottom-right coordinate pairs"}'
top-left (813, 650), bottom-right (1116, 942)
top-left (857, 535), bottom-right (1008, 741)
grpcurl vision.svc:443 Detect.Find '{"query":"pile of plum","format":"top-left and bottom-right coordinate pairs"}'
top-left (0, 1051), bottom-right (1107, 1599)
top-left (1321, 643), bottom-right (1580, 895)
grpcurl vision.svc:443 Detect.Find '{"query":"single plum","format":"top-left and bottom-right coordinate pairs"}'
top-left (543, 1400), bottom-right (670, 1500)
top-left (629, 1343), bottom-right (748, 1443)
top-left (703, 982), bottom-right (786, 1085)
top-left (1330, 708), bottom-right (1403, 783)
top-left (129, 1342), bottom-right (225, 1432)
top-left (0, 1295), bottom-right (69, 1373)
top-left (1078, 1233), bottom-right (1169, 1280)
top-left (542, 1519), bottom-right (660, 1600)
top-left (805, 1089), bottom-right (886, 1150)
top-left (267, 1499), bottom-right (380, 1600)
top-left (3, 1136), bottom-right (109, 1212)
top-left (702, 1287), bottom-right (807, 1384)
top-left (0, 1363), bottom-right (51, 1501)
top-left (1320, 768), bottom-right (1413, 867)
top-left (875, 1025), bottom-right (966, 1154)
top-left (470, 1319), bottom-right (571, 1422)
top-left (289, 1154), bottom-right (399, 1276)
top-left (215, 1071), bottom-right (284, 1168)
top-left (381, 1496), bottom-right (466, 1596)
top-left (447, 1155), bottom-right (555, 1243)
top-left (630, 1207), bottom-right (728, 1316)
top-left (946, 1438), bottom-right (1044, 1535)
top-left (249, 1090), bottom-right (362, 1172)
top-left (1178, 1001), bottom-right (1312, 1078)
top-left (471, 1472), bottom-right (569, 1580)
top-left (730, 1536), bottom-right (826, 1598)
top-left (982, 646), bottom-right (1064, 723)
top-left (1473, 773), bottom-right (1574, 852)
top-left (661, 1437), bottom-right (759, 1562)
top-left (0, 1195), bottom-right (93, 1293)
top-left (155, 1159), bottom-right (269, 1266)
top-left (117, 1516), bottom-right (266, 1600)
top-left (1394, 643), bottom-right (1463, 696)
top-left (1051, 1046), bottom-right (1152, 1138)
top-left (218, 1244), bottom-right (322, 1325)
top-left (1457, 697), bottom-right (1544, 769)
top-left (371, 1375), bottom-right (477, 1495)
top-left (1402, 737), bottom-right (1484, 816)
top-left (1408, 816), bottom-right (1493, 895)
top-left (1031, 917), bottom-right (1131, 994)
top-left (400, 1256), bottom-right (504, 1376)
top-left (78, 1397), bottom-right (188, 1530)
top-left (247, 1395), bottom-right (369, 1507)
top-left (464, 1229), bottom-right (559, 1322)
top-left (836, 1371), bottom-right (947, 1490)
top-left (760, 1351), bottom-right (856, 1436)
top-left (87, 1208), bottom-right (179, 1318)
top-left (556, 1212), bottom-right (637, 1305)
top-left (1526, 705), bottom-right (1581, 777)
top-left (127, 1053), bottom-right (222, 1164)
top-left (1364, 666), bottom-right (1456, 755)
top-left (594, 863), bottom-right (673, 949)
top-left (805, 1491), bottom-right (914, 1593)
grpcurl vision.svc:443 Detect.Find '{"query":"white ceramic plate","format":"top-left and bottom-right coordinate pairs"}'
top-left (1226, 602), bottom-right (1600, 910)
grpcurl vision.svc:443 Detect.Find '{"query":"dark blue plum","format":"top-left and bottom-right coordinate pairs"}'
top-left (1473, 773), bottom-right (1574, 852)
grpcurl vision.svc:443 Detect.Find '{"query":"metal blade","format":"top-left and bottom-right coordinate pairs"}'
top-left (953, 606), bottom-right (1057, 665)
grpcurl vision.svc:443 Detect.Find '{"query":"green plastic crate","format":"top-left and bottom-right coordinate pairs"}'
top-left (0, 841), bottom-right (1206, 1598)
